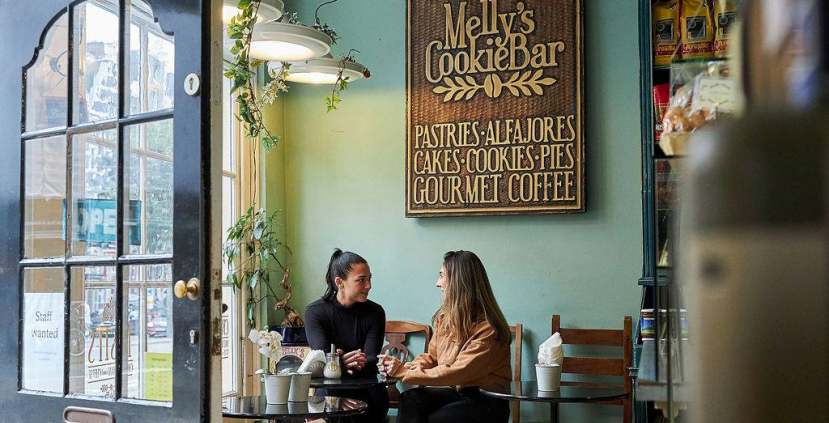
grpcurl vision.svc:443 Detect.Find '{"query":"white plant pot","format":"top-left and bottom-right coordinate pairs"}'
top-left (263, 373), bottom-right (292, 404)
top-left (536, 364), bottom-right (562, 391)
top-left (288, 371), bottom-right (312, 402)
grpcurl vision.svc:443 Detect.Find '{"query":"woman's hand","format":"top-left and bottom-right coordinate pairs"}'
top-left (377, 355), bottom-right (403, 377)
top-left (337, 349), bottom-right (367, 374)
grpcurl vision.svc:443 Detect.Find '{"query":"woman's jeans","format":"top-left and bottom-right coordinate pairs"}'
top-left (397, 386), bottom-right (510, 423)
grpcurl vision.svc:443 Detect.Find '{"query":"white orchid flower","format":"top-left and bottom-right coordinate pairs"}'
top-left (247, 328), bottom-right (284, 361)
top-left (248, 328), bottom-right (261, 343)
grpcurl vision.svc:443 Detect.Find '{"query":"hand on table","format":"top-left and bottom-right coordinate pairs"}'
top-left (376, 354), bottom-right (402, 377)
top-left (337, 349), bottom-right (367, 374)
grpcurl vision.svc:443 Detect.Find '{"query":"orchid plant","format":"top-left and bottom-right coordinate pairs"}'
top-left (249, 328), bottom-right (283, 374)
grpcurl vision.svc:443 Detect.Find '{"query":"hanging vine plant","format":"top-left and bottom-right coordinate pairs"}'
top-left (224, 0), bottom-right (286, 150)
top-left (224, 0), bottom-right (368, 147)
top-left (326, 49), bottom-right (358, 112)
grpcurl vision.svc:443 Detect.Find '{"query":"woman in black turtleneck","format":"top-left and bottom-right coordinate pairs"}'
top-left (304, 249), bottom-right (388, 422)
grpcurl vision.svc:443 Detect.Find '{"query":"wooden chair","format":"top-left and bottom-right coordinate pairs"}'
top-left (551, 315), bottom-right (633, 423)
top-left (508, 324), bottom-right (523, 423)
top-left (381, 320), bottom-right (432, 408)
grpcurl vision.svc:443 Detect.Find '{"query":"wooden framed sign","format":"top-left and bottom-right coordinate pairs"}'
top-left (406, 0), bottom-right (584, 216)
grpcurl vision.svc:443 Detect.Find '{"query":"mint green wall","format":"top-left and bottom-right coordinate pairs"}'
top-left (265, 1), bottom-right (643, 421)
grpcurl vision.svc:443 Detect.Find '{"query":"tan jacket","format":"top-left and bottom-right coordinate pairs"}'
top-left (390, 316), bottom-right (511, 388)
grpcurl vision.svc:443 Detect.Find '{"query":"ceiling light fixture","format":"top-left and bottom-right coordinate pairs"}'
top-left (222, 0), bottom-right (284, 23)
top-left (249, 22), bottom-right (333, 61)
top-left (268, 54), bottom-right (369, 85)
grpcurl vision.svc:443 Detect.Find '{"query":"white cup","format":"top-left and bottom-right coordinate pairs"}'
top-left (536, 364), bottom-right (561, 391)
top-left (288, 371), bottom-right (312, 402)
top-left (263, 373), bottom-right (292, 404)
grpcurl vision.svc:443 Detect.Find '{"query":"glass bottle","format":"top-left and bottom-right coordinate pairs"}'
top-left (324, 344), bottom-right (341, 379)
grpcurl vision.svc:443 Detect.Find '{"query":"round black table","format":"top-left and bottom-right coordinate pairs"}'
top-left (222, 394), bottom-right (367, 422)
top-left (310, 375), bottom-right (398, 388)
top-left (479, 382), bottom-right (628, 423)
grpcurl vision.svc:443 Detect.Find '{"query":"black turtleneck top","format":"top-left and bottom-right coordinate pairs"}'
top-left (304, 297), bottom-right (386, 376)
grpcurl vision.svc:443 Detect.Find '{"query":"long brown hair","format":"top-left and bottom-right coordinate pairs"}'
top-left (433, 251), bottom-right (510, 344)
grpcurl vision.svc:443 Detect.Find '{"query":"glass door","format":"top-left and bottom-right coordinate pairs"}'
top-left (0, 0), bottom-right (220, 421)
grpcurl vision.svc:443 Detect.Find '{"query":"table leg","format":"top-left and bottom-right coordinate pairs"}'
top-left (550, 403), bottom-right (559, 423)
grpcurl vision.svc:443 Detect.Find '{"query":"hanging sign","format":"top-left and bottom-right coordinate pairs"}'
top-left (406, 0), bottom-right (584, 216)
top-left (72, 199), bottom-right (142, 245)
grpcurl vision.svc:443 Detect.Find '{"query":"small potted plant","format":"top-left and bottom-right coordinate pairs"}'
top-left (248, 328), bottom-right (291, 403)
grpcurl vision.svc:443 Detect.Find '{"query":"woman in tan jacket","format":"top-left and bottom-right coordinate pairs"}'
top-left (378, 250), bottom-right (511, 423)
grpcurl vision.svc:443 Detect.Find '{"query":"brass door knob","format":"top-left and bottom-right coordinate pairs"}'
top-left (174, 277), bottom-right (200, 300)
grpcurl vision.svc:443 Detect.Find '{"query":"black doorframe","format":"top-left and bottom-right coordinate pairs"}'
top-left (0, 0), bottom-right (217, 421)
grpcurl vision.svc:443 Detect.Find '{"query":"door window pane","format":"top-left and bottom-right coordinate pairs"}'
top-left (128, 0), bottom-right (174, 115)
top-left (24, 136), bottom-right (67, 259)
top-left (73, 0), bottom-right (119, 124)
top-left (25, 13), bottom-right (68, 132)
top-left (71, 129), bottom-right (118, 257)
top-left (122, 264), bottom-right (172, 402)
top-left (22, 268), bottom-right (65, 393)
top-left (124, 120), bottom-right (173, 255)
top-left (68, 266), bottom-right (117, 398)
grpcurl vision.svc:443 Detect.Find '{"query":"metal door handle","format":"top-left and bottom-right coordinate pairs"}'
top-left (63, 406), bottom-right (114, 423)
top-left (174, 277), bottom-right (200, 300)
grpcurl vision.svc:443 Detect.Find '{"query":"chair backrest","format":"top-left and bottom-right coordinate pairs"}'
top-left (508, 324), bottom-right (522, 384)
top-left (551, 315), bottom-right (632, 387)
top-left (382, 320), bottom-right (433, 409)
top-left (508, 324), bottom-right (523, 423)
top-left (382, 320), bottom-right (432, 361)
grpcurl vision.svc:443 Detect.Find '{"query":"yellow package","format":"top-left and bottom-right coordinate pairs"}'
top-left (653, 0), bottom-right (680, 66)
top-left (713, 0), bottom-right (739, 57)
top-left (680, 0), bottom-right (715, 60)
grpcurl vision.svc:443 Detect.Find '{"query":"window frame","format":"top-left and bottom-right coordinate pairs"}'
top-left (220, 75), bottom-right (244, 398)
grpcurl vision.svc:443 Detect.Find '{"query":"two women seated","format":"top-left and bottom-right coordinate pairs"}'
top-left (305, 249), bottom-right (511, 423)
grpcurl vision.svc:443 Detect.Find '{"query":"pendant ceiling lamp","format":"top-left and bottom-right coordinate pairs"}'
top-left (268, 54), bottom-right (369, 85)
top-left (223, 0), bottom-right (284, 23)
top-left (249, 22), bottom-right (333, 61)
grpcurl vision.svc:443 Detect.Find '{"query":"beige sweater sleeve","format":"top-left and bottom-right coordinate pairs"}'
top-left (401, 330), bottom-right (439, 371)
top-left (391, 324), bottom-right (502, 386)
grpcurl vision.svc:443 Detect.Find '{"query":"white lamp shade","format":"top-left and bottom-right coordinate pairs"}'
top-left (250, 22), bottom-right (332, 61)
top-left (269, 56), bottom-right (368, 85)
top-left (223, 0), bottom-right (284, 23)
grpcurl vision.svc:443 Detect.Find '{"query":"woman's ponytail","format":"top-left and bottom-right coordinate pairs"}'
top-left (323, 248), bottom-right (367, 301)
top-left (323, 249), bottom-right (344, 300)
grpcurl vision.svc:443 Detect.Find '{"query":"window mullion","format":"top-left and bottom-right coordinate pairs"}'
top-left (115, 0), bottom-right (128, 401)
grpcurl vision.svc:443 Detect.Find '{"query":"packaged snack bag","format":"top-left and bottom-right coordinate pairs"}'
top-left (653, 83), bottom-right (670, 140)
top-left (653, 0), bottom-right (680, 66)
top-left (713, 0), bottom-right (739, 57)
top-left (660, 61), bottom-right (733, 156)
top-left (680, 0), bottom-right (715, 60)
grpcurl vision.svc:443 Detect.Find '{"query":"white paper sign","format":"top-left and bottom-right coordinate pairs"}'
top-left (22, 293), bottom-right (65, 392)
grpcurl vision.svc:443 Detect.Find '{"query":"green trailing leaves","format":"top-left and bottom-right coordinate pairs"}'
top-left (225, 0), bottom-right (287, 151)
top-left (326, 53), bottom-right (361, 112)
top-left (227, 1), bottom-right (365, 119)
